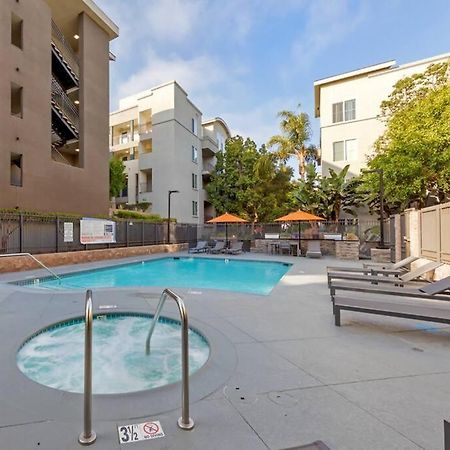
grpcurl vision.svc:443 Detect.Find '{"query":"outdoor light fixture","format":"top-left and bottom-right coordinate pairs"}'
top-left (74, 34), bottom-right (80, 40)
top-left (75, 148), bottom-right (79, 152)
top-left (363, 168), bottom-right (385, 249)
top-left (167, 190), bottom-right (180, 244)
top-left (74, 100), bottom-right (80, 105)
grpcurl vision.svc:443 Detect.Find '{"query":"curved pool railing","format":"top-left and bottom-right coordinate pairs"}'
top-left (78, 289), bottom-right (96, 446)
top-left (0, 253), bottom-right (61, 281)
top-left (145, 288), bottom-right (194, 430)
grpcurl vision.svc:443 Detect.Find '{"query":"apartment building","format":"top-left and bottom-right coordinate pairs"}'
top-left (0, 0), bottom-right (118, 215)
top-left (314, 52), bottom-right (450, 178)
top-left (109, 81), bottom-right (231, 224)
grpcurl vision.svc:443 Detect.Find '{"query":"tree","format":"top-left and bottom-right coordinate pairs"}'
top-left (109, 158), bottom-right (127, 199)
top-left (207, 136), bottom-right (294, 222)
top-left (364, 62), bottom-right (450, 209)
top-left (292, 164), bottom-right (364, 220)
top-left (268, 104), bottom-right (319, 180)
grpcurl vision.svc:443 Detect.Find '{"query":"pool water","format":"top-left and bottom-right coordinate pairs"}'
top-left (20, 257), bottom-right (291, 295)
top-left (17, 314), bottom-right (209, 394)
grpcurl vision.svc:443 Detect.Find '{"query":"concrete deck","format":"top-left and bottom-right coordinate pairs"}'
top-left (0, 252), bottom-right (449, 449)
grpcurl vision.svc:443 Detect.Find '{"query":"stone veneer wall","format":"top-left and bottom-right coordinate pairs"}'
top-left (335, 241), bottom-right (360, 260)
top-left (0, 244), bottom-right (187, 273)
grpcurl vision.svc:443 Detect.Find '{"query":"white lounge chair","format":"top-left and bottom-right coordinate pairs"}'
top-left (306, 240), bottom-right (322, 258)
top-left (188, 241), bottom-right (208, 253)
top-left (210, 241), bottom-right (226, 254)
top-left (225, 241), bottom-right (243, 254)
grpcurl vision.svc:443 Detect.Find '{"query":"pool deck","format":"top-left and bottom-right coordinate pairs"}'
top-left (1, 252), bottom-right (450, 449)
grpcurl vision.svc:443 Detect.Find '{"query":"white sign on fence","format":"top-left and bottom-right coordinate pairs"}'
top-left (63, 222), bottom-right (73, 242)
top-left (80, 218), bottom-right (116, 245)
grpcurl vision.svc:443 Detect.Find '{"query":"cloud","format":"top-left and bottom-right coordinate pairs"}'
top-left (289, 0), bottom-right (367, 70)
top-left (144, 0), bottom-right (206, 43)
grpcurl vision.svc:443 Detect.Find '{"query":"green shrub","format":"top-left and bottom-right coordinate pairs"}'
top-left (113, 210), bottom-right (165, 222)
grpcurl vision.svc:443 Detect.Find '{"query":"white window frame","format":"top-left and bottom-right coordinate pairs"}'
top-left (192, 145), bottom-right (198, 163)
top-left (192, 200), bottom-right (198, 217)
top-left (192, 173), bottom-right (198, 190)
top-left (344, 99), bottom-right (356, 121)
top-left (333, 139), bottom-right (357, 161)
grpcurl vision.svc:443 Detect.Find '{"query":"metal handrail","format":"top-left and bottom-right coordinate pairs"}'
top-left (79, 290), bottom-right (96, 445)
top-left (0, 253), bottom-right (61, 281)
top-left (145, 288), bottom-right (194, 430)
top-left (51, 20), bottom-right (80, 76)
top-left (51, 77), bottom-right (80, 131)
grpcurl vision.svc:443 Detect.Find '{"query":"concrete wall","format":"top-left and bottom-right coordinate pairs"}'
top-left (0, 0), bottom-right (114, 216)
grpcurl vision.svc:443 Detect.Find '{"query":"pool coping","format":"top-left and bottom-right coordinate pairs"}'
top-left (0, 286), bottom-right (237, 422)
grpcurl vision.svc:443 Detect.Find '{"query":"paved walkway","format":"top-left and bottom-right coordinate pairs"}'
top-left (0, 252), bottom-right (449, 449)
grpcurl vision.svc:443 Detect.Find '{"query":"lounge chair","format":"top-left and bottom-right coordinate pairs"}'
top-left (188, 241), bottom-right (208, 253)
top-left (306, 240), bottom-right (322, 258)
top-left (210, 240), bottom-right (226, 254)
top-left (362, 255), bottom-right (419, 270)
top-left (278, 241), bottom-right (291, 255)
top-left (327, 261), bottom-right (443, 288)
top-left (224, 241), bottom-right (243, 254)
top-left (330, 275), bottom-right (450, 327)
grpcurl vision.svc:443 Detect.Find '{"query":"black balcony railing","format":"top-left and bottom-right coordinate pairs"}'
top-left (51, 77), bottom-right (79, 133)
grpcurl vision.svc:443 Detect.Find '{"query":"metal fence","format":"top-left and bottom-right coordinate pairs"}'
top-left (0, 213), bottom-right (389, 256)
top-left (0, 214), bottom-right (198, 255)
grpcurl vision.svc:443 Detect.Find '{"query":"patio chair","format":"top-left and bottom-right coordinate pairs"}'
top-left (188, 241), bottom-right (208, 253)
top-left (210, 240), bottom-right (226, 254)
top-left (362, 255), bottom-right (419, 270)
top-left (278, 241), bottom-right (291, 255)
top-left (330, 275), bottom-right (450, 327)
top-left (327, 261), bottom-right (443, 288)
top-left (224, 241), bottom-right (243, 254)
top-left (306, 240), bottom-right (322, 258)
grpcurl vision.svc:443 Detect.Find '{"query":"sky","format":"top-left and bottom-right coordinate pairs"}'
top-left (96, 0), bottom-right (450, 151)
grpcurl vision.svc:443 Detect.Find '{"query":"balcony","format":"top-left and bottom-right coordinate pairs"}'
top-left (202, 135), bottom-right (218, 156)
top-left (51, 77), bottom-right (79, 142)
top-left (51, 20), bottom-right (79, 90)
top-left (111, 132), bottom-right (139, 148)
top-left (139, 122), bottom-right (152, 140)
top-left (202, 162), bottom-right (215, 182)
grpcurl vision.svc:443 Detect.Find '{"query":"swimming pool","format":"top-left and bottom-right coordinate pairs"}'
top-left (16, 257), bottom-right (291, 295)
top-left (17, 313), bottom-right (210, 394)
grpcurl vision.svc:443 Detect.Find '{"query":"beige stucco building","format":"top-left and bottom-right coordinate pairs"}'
top-left (314, 52), bottom-right (450, 178)
top-left (109, 81), bottom-right (231, 224)
top-left (0, 0), bottom-right (118, 215)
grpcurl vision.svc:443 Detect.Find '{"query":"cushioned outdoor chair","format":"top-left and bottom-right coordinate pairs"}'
top-left (188, 241), bottom-right (208, 253)
top-left (306, 240), bottom-right (322, 258)
top-left (362, 255), bottom-right (419, 271)
top-left (224, 241), bottom-right (243, 254)
top-left (210, 240), bottom-right (226, 254)
top-left (327, 261), bottom-right (443, 289)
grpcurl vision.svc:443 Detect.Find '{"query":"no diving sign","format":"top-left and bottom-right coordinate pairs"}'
top-left (118, 420), bottom-right (165, 444)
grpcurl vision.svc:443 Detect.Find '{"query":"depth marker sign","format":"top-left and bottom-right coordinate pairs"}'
top-left (118, 420), bottom-right (165, 444)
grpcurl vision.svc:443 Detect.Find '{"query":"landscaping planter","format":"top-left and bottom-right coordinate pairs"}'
top-left (336, 240), bottom-right (360, 260)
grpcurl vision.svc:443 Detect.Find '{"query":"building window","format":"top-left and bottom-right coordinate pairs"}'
top-left (332, 102), bottom-right (343, 123)
top-left (11, 13), bottom-right (23, 49)
top-left (344, 99), bottom-right (356, 121)
top-left (192, 201), bottom-right (198, 217)
top-left (332, 99), bottom-right (356, 123)
top-left (192, 173), bottom-right (198, 189)
top-left (192, 117), bottom-right (198, 135)
top-left (10, 153), bottom-right (23, 187)
top-left (192, 146), bottom-right (198, 163)
top-left (11, 82), bottom-right (23, 118)
top-left (333, 139), bottom-right (357, 161)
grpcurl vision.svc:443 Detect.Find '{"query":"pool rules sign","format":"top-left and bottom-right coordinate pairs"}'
top-left (80, 218), bottom-right (116, 245)
top-left (118, 420), bottom-right (165, 444)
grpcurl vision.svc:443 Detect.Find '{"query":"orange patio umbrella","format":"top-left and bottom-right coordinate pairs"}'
top-left (207, 213), bottom-right (248, 243)
top-left (275, 210), bottom-right (325, 253)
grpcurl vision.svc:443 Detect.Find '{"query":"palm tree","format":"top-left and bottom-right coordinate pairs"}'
top-left (268, 104), bottom-right (319, 180)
